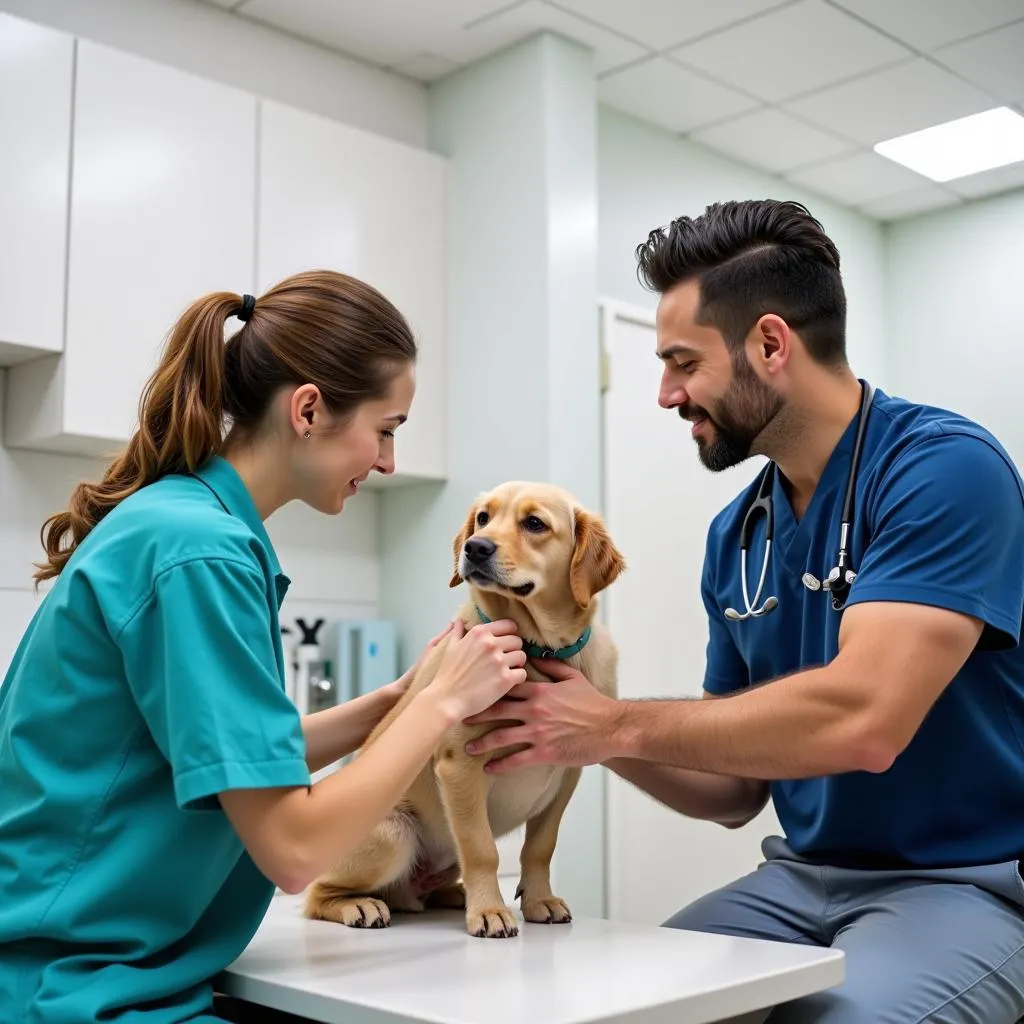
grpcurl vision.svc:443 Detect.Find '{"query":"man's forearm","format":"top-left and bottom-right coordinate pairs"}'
top-left (606, 758), bottom-right (769, 827)
top-left (302, 687), bottom-right (397, 773)
top-left (605, 665), bottom-right (880, 780)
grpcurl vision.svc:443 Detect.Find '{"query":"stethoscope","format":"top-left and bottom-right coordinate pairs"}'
top-left (724, 380), bottom-right (875, 621)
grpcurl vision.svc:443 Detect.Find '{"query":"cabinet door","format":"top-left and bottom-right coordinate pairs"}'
top-left (7, 40), bottom-right (255, 453)
top-left (258, 100), bottom-right (446, 483)
top-left (0, 14), bottom-right (73, 365)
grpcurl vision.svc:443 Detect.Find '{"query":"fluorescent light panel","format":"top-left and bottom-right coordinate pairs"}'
top-left (874, 107), bottom-right (1024, 182)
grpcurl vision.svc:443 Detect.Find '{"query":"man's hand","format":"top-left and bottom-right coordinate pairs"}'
top-left (462, 658), bottom-right (620, 772)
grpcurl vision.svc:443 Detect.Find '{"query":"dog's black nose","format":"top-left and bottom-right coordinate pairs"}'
top-left (464, 537), bottom-right (496, 564)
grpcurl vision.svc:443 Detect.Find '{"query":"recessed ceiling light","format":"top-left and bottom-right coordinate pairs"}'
top-left (874, 107), bottom-right (1024, 183)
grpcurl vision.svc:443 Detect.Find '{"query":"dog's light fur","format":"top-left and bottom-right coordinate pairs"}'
top-left (302, 481), bottom-right (625, 938)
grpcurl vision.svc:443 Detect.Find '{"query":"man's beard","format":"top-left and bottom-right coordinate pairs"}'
top-left (683, 361), bottom-right (783, 472)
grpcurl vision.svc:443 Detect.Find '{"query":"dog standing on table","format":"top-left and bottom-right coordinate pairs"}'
top-left (303, 481), bottom-right (625, 938)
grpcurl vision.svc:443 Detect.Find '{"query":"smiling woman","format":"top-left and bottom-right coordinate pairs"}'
top-left (0, 268), bottom-right (528, 1024)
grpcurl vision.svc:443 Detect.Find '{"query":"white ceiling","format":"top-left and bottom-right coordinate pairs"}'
top-left (206, 0), bottom-right (1024, 221)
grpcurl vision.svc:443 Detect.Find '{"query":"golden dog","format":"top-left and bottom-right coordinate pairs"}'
top-left (302, 481), bottom-right (625, 938)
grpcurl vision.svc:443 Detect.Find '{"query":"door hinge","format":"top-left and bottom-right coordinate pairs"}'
top-left (600, 349), bottom-right (611, 393)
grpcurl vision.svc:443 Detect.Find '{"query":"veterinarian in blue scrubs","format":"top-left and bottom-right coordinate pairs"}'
top-left (0, 271), bottom-right (527, 1024)
top-left (468, 201), bottom-right (1024, 1023)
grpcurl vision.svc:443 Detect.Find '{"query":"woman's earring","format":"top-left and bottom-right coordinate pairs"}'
top-left (303, 429), bottom-right (311, 439)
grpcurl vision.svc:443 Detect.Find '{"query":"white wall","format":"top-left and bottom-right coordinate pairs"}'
top-left (597, 107), bottom-right (888, 387)
top-left (885, 187), bottom-right (1024, 466)
top-left (381, 32), bottom-right (600, 671)
top-left (0, 0), bottom-right (427, 148)
top-left (0, 372), bottom-right (381, 679)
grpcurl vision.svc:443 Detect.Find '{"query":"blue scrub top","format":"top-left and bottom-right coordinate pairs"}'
top-left (702, 386), bottom-right (1024, 869)
top-left (0, 456), bottom-right (310, 1023)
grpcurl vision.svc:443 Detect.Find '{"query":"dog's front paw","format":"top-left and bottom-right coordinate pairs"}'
top-left (317, 896), bottom-right (392, 929)
top-left (521, 894), bottom-right (572, 924)
top-left (466, 904), bottom-right (519, 938)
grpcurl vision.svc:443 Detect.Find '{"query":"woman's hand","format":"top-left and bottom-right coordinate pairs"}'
top-left (427, 618), bottom-right (527, 721)
top-left (462, 658), bottom-right (620, 772)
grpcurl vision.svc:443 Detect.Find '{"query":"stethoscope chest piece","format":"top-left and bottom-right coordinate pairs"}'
top-left (803, 566), bottom-right (857, 608)
top-left (801, 572), bottom-right (821, 592)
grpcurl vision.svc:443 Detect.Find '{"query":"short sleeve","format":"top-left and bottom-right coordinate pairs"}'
top-left (848, 432), bottom-right (1024, 651)
top-left (119, 556), bottom-right (311, 811)
top-left (701, 536), bottom-right (750, 695)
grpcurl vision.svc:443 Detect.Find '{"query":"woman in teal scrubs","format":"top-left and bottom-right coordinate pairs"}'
top-left (0, 269), bottom-right (527, 1024)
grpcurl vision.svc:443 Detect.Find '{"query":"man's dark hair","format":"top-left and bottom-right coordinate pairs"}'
top-left (635, 199), bottom-right (847, 366)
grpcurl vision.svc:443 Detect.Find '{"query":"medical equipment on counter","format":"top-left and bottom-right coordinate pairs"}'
top-left (322, 618), bottom-right (397, 701)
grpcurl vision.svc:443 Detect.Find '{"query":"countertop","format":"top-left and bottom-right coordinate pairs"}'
top-left (219, 893), bottom-right (843, 1024)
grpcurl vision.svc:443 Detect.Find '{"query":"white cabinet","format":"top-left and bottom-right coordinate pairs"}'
top-left (0, 15), bottom-right (74, 365)
top-left (258, 100), bottom-right (447, 484)
top-left (5, 40), bottom-right (255, 454)
top-left (2, 35), bottom-right (448, 484)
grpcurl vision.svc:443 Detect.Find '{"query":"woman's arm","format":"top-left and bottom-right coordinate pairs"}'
top-left (218, 619), bottom-right (527, 894)
top-left (301, 686), bottom-right (401, 774)
top-left (301, 621), bottom-right (455, 774)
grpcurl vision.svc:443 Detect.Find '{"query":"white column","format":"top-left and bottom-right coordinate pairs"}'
top-left (379, 31), bottom-right (605, 916)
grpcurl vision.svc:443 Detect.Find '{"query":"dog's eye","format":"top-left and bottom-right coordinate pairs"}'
top-left (522, 515), bottom-right (547, 533)
top-left (476, 510), bottom-right (489, 526)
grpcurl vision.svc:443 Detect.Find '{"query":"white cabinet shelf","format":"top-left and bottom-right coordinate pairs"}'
top-left (5, 40), bottom-right (255, 455)
top-left (3, 31), bottom-right (447, 486)
top-left (0, 14), bottom-right (74, 366)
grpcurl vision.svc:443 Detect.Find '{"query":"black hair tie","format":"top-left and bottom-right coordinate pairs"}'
top-left (237, 293), bottom-right (256, 323)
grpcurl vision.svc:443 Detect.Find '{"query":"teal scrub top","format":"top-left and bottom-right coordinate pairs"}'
top-left (0, 456), bottom-right (311, 1024)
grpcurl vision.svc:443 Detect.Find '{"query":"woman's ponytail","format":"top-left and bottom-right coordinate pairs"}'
top-left (34, 291), bottom-right (245, 584)
top-left (35, 269), bottom-right (417, 585)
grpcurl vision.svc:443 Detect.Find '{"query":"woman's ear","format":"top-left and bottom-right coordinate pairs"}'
top-left (449, 506), bottom-right (479, 588)
top-left (569, 509), bottom-right (626, 608)
top-left (289, 383), bottom-right (321, 437)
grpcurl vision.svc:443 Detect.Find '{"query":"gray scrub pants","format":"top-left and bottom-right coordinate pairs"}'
top-left (665, 836), bottom-right (1024, 1023)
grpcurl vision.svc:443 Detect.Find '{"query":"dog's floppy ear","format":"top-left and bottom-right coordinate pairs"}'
top-left (449, 505), bottom-right (479, 588)
top-left (569, 508), bottom-right (625, 607)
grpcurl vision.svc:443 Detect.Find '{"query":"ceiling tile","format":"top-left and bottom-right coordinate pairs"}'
top-left (237, 0), bottom-right (514, 67)
top-left (944, 159), bottom-right (1024, 199)
top-left (785, 58), bottom-right (997, 145)
top-left (670, 0), bottom-right (909, 103)
top-left (858, 184), bottom-right (962, 220)
top-left (550, 0), bottom-right (792, 50)
top-left (785, 150), bottom-right (930, 204)
top-left (440, 1), bottom-right (649, 72)
top-left (598, 57), bottom-right (761, 133)
top-left (935, 21), bottom-right (1024, 103)
top-left (829, 0), bottom-right (1024, 52)
top-left (689, 108), bottom-right (856, 172)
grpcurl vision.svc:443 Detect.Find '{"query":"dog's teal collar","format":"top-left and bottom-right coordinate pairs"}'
top-left (474, 606), bottom-right (591, 660)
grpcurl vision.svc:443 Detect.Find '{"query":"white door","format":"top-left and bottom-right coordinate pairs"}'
top-left (600, 301), bottom-right (781, 925)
